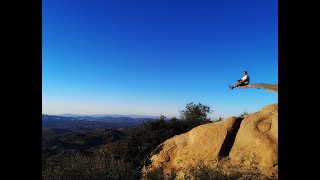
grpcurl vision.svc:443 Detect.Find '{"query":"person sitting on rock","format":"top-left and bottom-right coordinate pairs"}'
top-left (229, 71), bottom-right (250, 90)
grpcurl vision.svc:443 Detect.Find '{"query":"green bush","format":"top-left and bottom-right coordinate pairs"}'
top-left (180, 102), bottom-right (212, 127)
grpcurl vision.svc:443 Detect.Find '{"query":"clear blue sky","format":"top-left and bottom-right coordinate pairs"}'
top-left (42, 0), bottom-right (278, 120)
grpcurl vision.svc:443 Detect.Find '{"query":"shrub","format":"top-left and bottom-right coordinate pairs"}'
top-left (180, 102), bottom-right (212, 127)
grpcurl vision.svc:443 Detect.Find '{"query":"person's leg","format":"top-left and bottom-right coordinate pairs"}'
top-left (238, 81), bottom-right (247, 87)
top-left (230, 80), bottom-right (239, 89)
top-left (230, 80), bottom-right (245, 89)
top-left (234, 80), bottom-right (242, 87)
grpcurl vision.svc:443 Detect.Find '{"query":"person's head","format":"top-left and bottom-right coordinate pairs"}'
top-left (244, 71), bottom-right (248, 75)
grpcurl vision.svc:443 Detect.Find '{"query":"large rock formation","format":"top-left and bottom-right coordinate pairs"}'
top-left (142, 103), bottom-right (278, 179)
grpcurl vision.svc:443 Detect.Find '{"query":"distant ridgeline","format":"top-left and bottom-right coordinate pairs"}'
top-left (42, 114), bottom-right (157, 130)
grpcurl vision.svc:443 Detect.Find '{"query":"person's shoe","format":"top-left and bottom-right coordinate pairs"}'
top-left (229, 85), bottom-right (233, 90)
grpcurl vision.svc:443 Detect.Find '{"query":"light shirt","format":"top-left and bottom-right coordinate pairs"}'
top-left (241, 75), bottom-right (248, 81)
top-left (241, 75), bottom-right (250, 84)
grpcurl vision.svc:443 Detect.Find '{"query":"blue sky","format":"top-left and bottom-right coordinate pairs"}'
top-left (42, 0), bottom-right (278, 120)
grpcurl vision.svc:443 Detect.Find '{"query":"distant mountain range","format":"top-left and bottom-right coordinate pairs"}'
top-left (43, 113), bottom-right (159, 119)
top-left (42, 114), bottom-right (159, 130)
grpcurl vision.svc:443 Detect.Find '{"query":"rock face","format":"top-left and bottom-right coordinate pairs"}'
top-left (142, 104), bottom-right (278, 179)
top-left (228, 104), bottom-right (278, 176)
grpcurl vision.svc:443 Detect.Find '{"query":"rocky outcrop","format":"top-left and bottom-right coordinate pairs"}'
top-left (142, 104), bottom-right (278, 179)
top-left (235, 83), bottom-right (278, 93)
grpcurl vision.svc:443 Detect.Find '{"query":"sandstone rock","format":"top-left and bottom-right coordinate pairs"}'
top-left (229, 104), bottom-right (278, 178)
top-left (142, 103), bottom-right (278, 179)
